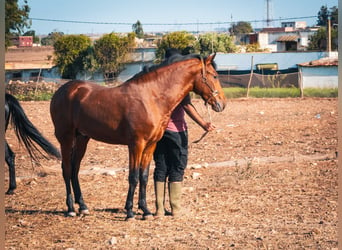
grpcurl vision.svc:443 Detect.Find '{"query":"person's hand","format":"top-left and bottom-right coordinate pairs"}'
top-left (204, 122), bottom-right (216, 132)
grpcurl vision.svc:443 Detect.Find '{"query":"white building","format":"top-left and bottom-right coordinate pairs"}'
top-left (257, 27), bottom-right (317, 52)
top-left (298, 55), bottom-right (338, 88)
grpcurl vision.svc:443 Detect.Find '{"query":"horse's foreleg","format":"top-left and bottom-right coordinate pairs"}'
top-left (71, 171), bottom-right (88, 214)
top-left (62, 161), bottom-right (77, 217)
top-left (125, 168), bottom-right (139, 220)
top-left (5, 141), bottom-right (16, 195)
top-left (138, 145), bottom-right (156, 219)
top-left (71, 134), bottom-right (90, 215)
top-left (62, 162), bottom-right (75, 216)
top-left (138, 165), bottom-right (153, 219)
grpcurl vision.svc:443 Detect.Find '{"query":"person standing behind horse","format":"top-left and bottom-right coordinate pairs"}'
top-left (153, 48), bottom-right (216, 218)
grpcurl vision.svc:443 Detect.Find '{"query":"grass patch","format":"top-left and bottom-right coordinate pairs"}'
top-left (15, 92), bottom-right (55, 101)
top-left (302, 88), bottom-right (338, 98)
top-left (9, 86), bottom-right (338, 101)
top-left (223, 87), bottom-right (338, 98)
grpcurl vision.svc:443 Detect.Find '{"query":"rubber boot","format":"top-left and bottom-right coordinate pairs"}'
top-left (168, 182), bottom-right (182, 217)
top-left (154, 181), bottom-right (166, 218)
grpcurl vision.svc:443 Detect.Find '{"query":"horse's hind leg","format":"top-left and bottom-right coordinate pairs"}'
top-left (59, 135), bottom-right (77, 216)
top-left (5, 141), bottom-right (16, 195)
top-left (71, 133), bottom-right (90, 215)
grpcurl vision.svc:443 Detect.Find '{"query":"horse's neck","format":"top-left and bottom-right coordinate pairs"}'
top-left (155, 62), bottom-right (197, 112)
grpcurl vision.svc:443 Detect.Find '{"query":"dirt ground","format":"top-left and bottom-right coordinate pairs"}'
top-left (5, 97), bottom-right (338, 249)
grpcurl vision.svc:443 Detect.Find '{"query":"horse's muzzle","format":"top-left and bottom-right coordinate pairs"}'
top-left (212, 100), bottom-right (226, 112)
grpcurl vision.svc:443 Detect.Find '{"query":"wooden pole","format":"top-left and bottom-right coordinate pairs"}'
top-left (298, 67), bottom-right (303, 98)
top-left (327, 17), bottom-right (331, 53)
top-left (246, 56), bottom-right (254, 98)
top-left (0, 0), bottom-right (5, 245)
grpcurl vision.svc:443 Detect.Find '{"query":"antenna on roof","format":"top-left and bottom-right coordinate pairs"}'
top-left (265, 0), bottom-right (274, 27)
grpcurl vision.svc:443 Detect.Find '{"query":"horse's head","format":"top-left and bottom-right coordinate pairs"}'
top-left (193, 54), bottom-right (227, 112)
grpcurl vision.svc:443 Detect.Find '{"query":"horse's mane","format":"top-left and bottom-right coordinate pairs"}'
top-left (127, 53), bottom-right (216, 82)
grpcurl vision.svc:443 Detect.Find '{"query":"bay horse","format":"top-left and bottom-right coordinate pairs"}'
top-left (5, 93), bottom-right (61, 194)
top-left (50, 53), bottom-right (227, 220)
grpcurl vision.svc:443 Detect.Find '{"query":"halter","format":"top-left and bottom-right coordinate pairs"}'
top-left (200, 57), bottom-right (219, 106)
top-left (192, 57), bottom-right (218, 144)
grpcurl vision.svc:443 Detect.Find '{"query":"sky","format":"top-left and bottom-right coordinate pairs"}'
top-left (23, 0), bottom-right (338, 35)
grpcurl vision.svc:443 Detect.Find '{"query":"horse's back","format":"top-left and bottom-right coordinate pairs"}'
top-left (51, 80), bottom-right (103, 110)
top-left (50, 81), bottom-right (96, 132)
top-left (50, 80), bottom-right (128, 143)
top-left (52, 80), bottom-right (96, 102)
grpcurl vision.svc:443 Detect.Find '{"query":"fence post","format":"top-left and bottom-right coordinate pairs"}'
top-left (246, 56), bottom-right (254, 98)
top-left (298, 67), bottom-right (304, 98)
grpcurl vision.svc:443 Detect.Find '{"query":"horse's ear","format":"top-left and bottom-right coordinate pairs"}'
top-left (206, 53), bottom-right (216, 64)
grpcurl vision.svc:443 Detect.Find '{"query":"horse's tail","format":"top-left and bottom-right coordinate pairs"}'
top-left (5, 93), bottom-right (61, 162)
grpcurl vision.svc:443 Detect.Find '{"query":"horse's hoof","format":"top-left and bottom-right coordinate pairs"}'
top-left (67, 211), bottom-right (77, 217)
top-left (80, 209), bottom-right (90, 215)
top-left (125, 216), bottom-right (135, 222)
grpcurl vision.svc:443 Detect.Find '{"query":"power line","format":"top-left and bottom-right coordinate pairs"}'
top-left (30, 15), bottom-right (317, 26)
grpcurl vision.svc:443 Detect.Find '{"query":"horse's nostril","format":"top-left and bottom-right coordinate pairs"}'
top-left (214, 102), bottom-right (226, 112)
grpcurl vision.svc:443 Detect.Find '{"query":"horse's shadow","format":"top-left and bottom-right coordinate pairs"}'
top-left (93, 208), bottom-right (125, 214)
top-left (5, 207), bottom-right (130, 221)
top-left (5, 208), bottom-right (65, 216)
top-left (94, 208), bottom-right (146, 220)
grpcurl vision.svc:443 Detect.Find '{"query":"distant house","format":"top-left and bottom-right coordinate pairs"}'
top-left (236, 21), bottom-right (319, 52)
top-left (5, 46), bottom-right (57, 83)
top-left (118, 47), bottom-right (156, 82)
top-left (258, 28), bottom-right (317, 52)
top-left (298, 56), bottom-right (338, 89)
top-left (5, 46), bottom-right (156, 84)
top-left (281, 21), bottom-right (307, 30)
top-left (18, 36), bottom-right (33, 47)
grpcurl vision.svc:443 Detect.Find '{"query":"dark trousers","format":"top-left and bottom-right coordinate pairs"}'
top-left (153, 130), bottom-right (188, 182)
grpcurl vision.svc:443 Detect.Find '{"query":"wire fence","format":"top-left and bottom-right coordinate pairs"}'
top-left (6, 71), bottom-right (300, 99)
top-left (218, 71), bottom-right (299, 88)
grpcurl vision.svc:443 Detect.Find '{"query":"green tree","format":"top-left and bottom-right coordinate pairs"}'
top-left (41, 31), bottom-right (64, 46)
top-left (155, 31), bottom-right (197, 60)
top-left (317, 5), bottom-right (338, 27)
top-left (245, 43), bottom-right (266, 52)
top-left (94, 32), bottom-right (136, 81)
top-left (230, 21), bottom-right (253, 35)
top-left (132, 20), bottom-right (144, 39)
top-left (310, 5), bottom-right (338, 51)
top-left (5, 0), bottom-right (31, 48)
top-left (198, 33), bottom-right (236, 55)
top-left (317, 5), bottom-right (329, 26)
top-left (53, 34), bottom-right (92, 79)
top-left (330, 6), bottom-right (338, 26)
top-left (308, 26), bottom-right (338, 51)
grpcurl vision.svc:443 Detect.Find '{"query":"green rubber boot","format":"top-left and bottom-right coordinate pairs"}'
top-left (168, 182), bottom-right (182, 217)
top-left (154, 181), bottom-right (166, 217)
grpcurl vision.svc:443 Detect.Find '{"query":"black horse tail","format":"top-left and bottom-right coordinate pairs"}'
top-left (5, 93), bottom-right (61, 161)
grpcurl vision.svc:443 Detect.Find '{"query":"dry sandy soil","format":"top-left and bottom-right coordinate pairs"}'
top-left (5, 97), bottom-right (337, 249)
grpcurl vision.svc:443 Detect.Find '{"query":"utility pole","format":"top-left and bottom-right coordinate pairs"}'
top-left (327, 16), bottom-right (331, 53)
top-left (265, 0), bottom-right (273, 27)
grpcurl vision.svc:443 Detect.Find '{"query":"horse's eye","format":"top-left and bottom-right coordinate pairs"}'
top-left (213, 75), bottom-right (218, 79)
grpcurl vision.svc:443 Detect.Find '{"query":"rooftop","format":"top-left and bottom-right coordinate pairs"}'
top-left (5, 46), bottom-right (55, 70)
top-left (298, 57), bottom-right (338, 67)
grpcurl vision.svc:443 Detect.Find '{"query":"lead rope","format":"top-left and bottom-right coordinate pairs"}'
top-left (192, 57), bottom-right (214, 144)
top-left (192, 103), bottom-right (212, 144)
